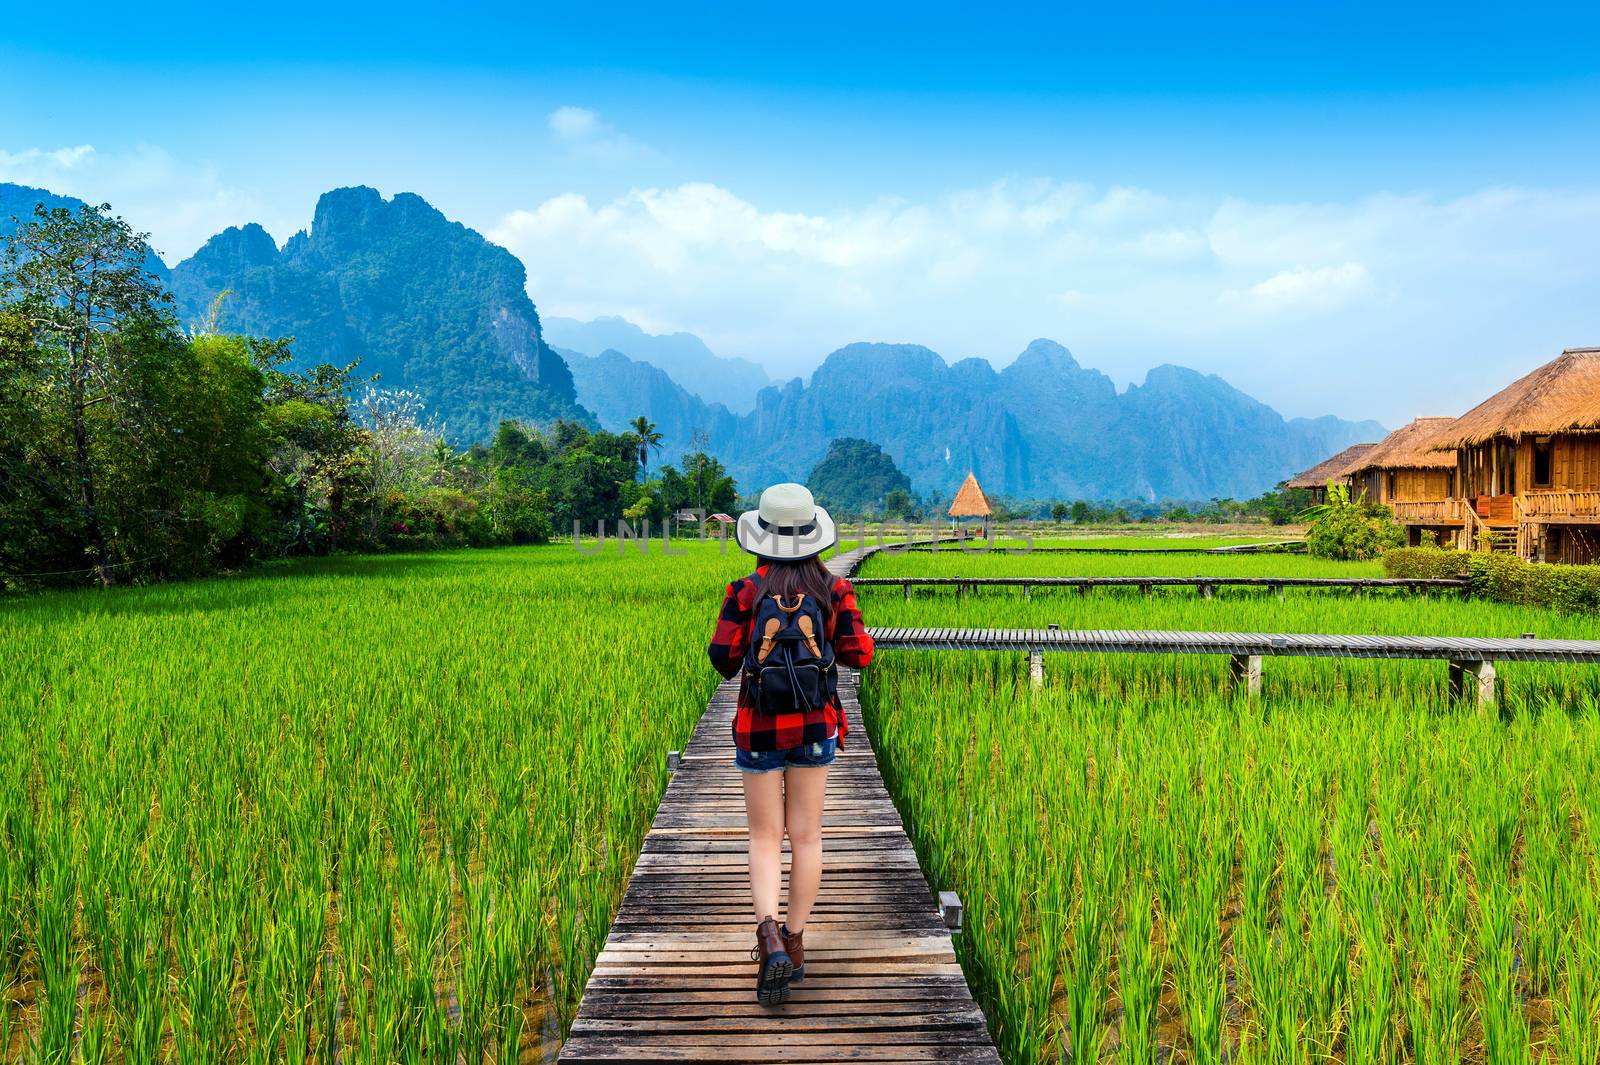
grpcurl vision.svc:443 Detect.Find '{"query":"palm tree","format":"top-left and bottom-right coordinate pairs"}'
top-left (630, 415), bottom-right (663, 475)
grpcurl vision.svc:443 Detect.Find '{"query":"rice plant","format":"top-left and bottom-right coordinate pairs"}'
top-left (0, 541), bottom-right (748, 1060)
top-left (863, 652), bottom-right (1600, 1063)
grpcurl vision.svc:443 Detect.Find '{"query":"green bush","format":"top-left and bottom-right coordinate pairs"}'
top-left (1381, 547), bottom-right (1471, 580)
top-left (1473, 554), bottom-right (1600, 613)
top-left (1383, 547), bottom-right (1600, 613)
top-left (1305, 504), bottom-right (1405, 561)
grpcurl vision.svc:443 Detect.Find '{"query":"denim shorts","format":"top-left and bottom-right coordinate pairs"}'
top-left (735, 735), bottom-right (838, 773)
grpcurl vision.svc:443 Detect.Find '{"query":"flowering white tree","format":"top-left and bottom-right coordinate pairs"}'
top-left (358, 386), bottom-right (442, 539)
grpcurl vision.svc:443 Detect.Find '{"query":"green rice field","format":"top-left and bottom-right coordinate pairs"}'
top-left (857, 540), bottom-right (1600, 1064)
top-left (0, 542), bottom-right (747, 1062)
top-left (1, 532), bottom-right (1598, 1062)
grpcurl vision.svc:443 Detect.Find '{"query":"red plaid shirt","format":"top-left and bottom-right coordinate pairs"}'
top-left (708, 565), bottom-right (875, 752)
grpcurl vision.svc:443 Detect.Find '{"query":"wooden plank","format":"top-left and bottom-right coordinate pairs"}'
top-left (851, 575), bottom-right (1469, 593)
top-left (559, 545), bottom-right (1000, 1064)
top-left (868, 626), bottom-right (1600, 664)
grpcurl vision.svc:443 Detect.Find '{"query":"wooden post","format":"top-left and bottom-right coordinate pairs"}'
top-left (903, 582), bottom-right (911, 601)
top-left (666, 750), bottom-right (682, 774)
top-left (1200, 583), bottom-right (1215, 600)
top-left (1022, 582), bottom-right (1031, 599)
top-left (1140, 583), bottom-right (1151, 598)
top-left (1077, 583), bottom-right (1089, 597)
top-left (1028, 650), bottom-right (1044, 691)
top-left (1229, 654), bottom-right (1262, 699)
top-left (1269, 583), bottom-right (1284, 600)
top-left (938, 891), bottom-right (964, 933)
top-left (1448, 659), bottom-right (1496, 713)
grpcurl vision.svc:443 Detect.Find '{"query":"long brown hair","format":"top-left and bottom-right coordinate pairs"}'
top-left (756, 555), bottom-right (836, 625)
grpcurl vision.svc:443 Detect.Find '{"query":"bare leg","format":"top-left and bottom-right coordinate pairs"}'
top-left (783, 765), bottom-right (829, 932)
top-left (743, 770), bottom-right (786, 919)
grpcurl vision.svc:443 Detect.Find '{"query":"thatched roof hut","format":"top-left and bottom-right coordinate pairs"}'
top-left (947, 472), bottom-right (992, 518)
top-left (1342, 417), bottom-right (1458, 473)
top-left (1285, 443), bottom-right (1378, 489)
top-left (1435, 348), bottom-right (1600, 448)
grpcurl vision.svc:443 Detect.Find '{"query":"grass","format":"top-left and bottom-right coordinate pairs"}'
top-left (855, 538), bottom-right (1600, 1063)
top-left (4, 531), bottom-right (1598, 1062)
top-left (0, 541), bottom-right (748, 1061)
top-left (858, 545), bottom-right (1378, 579)
top-left (862, 660), bottom-right (1600, 1064)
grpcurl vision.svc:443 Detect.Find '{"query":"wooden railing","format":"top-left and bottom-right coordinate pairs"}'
top-left (1391, 499), bottom-right (1464, 525)
top-left (1520, 491), bottom-right (1600, 520)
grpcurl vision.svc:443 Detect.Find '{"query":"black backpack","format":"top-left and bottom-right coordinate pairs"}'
top-left (742, 573), bottom-right (837, 714)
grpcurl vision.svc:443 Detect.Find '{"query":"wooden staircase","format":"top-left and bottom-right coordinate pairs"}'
top-left (1483, 525), bottom-right (1519, 554)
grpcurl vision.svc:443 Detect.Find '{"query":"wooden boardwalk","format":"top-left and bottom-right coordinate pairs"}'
top-left (899, 539), bottom-right (1305, 555)
top-left (868, 626), bottom-right (1600, 662)
top-left (869, 625), bottom-right (1600, 709)
top-left (558, 546), bottom-right (1001, 1063)
top-left (852, 575), bottom-right (1469, 597)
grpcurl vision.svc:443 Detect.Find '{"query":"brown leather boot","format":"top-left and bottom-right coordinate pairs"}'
top-left (781, 923), bottom-right (805, 982)
top-left (750, 916), bottom-right (792, 1005)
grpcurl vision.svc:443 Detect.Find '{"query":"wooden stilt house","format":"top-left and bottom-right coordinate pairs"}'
top-left (1284, 443), bottom-right (1378, 504)
top-left (1433, 348), bottom-right (1600, 562)
top-left (1337, 417), bottom-right (1460, 546)
top-left (947, 472), bottom-right (993, 537)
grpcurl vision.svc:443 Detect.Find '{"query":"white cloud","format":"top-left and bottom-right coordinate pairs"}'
top-left (548, 106), bottom-right (601, 141)
top-left (0, 143), bottom-right (266, 263)
top-left (1233, 262), bottom-right (1371, 311)
top-left (0, 145), bottom-right (96, 170)
top-left (492, 178), bottom-right (1600, 423)
top-left (543, 106), bottom-right (649, 165)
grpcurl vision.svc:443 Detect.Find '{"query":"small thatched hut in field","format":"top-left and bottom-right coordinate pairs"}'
top-left (1285, 443), bottom-right (1378, 504)
top-left (1338, 417), bottom-right (1459, 545)
top-left (1434, 347), bottom-right (1600, 562)
top-left (947, 472), bottom-right (992, 536)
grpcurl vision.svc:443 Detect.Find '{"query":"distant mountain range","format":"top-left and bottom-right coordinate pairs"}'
top-left (558, 336), bottom-right (1381, 500)
top-left (544, 315), bottom-right (768, 413)
top-left (1, 181), bottom-right (1384, 501)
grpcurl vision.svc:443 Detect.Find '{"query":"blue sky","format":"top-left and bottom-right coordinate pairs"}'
top-left (4, 2), bottom-right (1600, 425)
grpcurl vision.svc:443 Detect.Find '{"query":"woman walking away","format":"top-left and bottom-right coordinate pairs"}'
top-left (707, 483), bottom-right (875, 1005)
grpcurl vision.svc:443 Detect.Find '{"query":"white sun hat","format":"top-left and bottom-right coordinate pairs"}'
top-left (735, 483), bottom-right (838, 561)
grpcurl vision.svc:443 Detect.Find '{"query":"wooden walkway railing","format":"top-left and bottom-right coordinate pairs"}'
top-left (852, 575), bottom-right (1469, 598)
top-left (899, 539), bottom-right (1306, 555)
top-left (868, 626), bottom-right (1600, 709)
top-left (558, 546), bottom-right (1001, 1063)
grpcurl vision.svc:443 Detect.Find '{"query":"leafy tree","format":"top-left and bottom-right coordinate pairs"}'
top-left (2, 202), bottom-right (175, 584)
top-left (0, 309), bottom-right (80, 580)
top-left (1070, 500), bottom-right (1092, 524)
top-left (680, 449), bottom-right (737, 517)
top-left (246, 339), bottom-right (366, 555)
top-left (1050, 501), bottom-right (1069, 523)
top-left (883, 487), bottom-right (918, 521)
